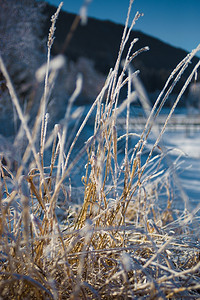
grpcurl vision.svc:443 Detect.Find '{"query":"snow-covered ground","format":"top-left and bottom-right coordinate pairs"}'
top-left (123, 105), bottom-right (200, 214)
top-left (162, 130), bottom-right (200, 213)
top-left (72, 107), bottom-right (200, 214)
top-left (2, 103), bottom-right (199, 217)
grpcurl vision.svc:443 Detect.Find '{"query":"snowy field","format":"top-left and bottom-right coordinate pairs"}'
top-left (115, 105), bottom-right (200, 215)
top-left (162, 129), bottom-right (200, 213)
top-left (2, 104), bottom-right (199, 217)
top-left (70, 106), bottom-right (200, 215)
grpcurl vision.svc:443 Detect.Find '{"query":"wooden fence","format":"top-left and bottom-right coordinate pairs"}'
top-left (117, 114), bottom-right (200, 132)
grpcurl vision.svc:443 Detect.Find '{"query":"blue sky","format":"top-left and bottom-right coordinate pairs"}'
top-left (46, 0), bottom-right (200, 54)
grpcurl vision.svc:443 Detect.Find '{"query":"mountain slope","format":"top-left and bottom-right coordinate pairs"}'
top-left (42, 3), bottom-right (199, 99)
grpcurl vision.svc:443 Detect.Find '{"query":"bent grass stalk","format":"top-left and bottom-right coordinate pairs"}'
top-left (0, 0), bottom-right (200, 298)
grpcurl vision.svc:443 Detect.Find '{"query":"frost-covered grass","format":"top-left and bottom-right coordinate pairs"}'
top-left (0, 1), bottom-right (200, 298)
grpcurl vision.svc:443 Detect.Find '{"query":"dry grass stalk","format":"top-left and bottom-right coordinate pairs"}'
top-left (0, 1), bottom-right (200, 299)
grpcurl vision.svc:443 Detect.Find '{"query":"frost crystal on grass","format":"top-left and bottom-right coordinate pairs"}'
top-left (121, 252), bottom-right (133, 272)
top-left (79, 0), bottom-right (93, 25)
top-left (36, 55), bottom-right (66, 82)
top-left (1, 1), bottom-right (200, 299)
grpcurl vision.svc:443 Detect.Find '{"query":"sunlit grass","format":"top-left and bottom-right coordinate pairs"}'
top-left (0, 1), bottom-right (200, 298)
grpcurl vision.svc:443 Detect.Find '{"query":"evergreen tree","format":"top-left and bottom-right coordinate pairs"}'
top-left (0, 0), bottom-right (46, 134)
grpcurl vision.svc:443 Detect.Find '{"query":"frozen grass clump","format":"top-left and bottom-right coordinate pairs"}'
top-left (0, 1), bottom-right (200, 298)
